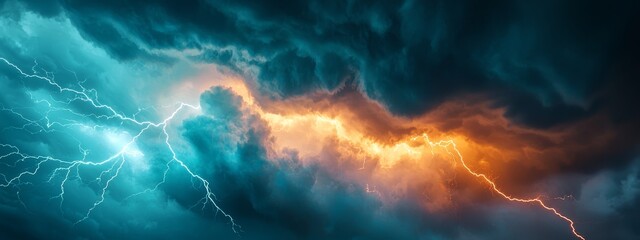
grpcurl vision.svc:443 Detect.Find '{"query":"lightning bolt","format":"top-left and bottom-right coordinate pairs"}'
top-left (425, 136), bottom-right (586, 240)
top-left (0, 57), bottom-right (239, 232)
top-left (255, 105), bottom-right (587, 238)
top-left (206, 74), bottom-right (588, 239)
top-left (0, 56), bottom-right (585, 239)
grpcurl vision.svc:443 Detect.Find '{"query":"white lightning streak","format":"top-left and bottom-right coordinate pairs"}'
top-left (0, 57), bottom-right (239, 232)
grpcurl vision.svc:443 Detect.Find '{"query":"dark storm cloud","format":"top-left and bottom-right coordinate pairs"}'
top-left (178, 87), bottom-right (420, 239)
top-left (256, 49), bottom-right (357, 97)
top-left (22, 0), bottom-right (640, 197)
top-left (9, 0), bottom-right (639, 128)
top-left (175, 87), bottom-right (598, 239)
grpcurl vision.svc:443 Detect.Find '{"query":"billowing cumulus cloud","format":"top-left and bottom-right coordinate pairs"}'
top-left (0, 0), bottom-right (639, 240)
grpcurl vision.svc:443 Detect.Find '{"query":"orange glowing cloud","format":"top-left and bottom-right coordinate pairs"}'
top-left (177, 69), bottom-right (606, 239)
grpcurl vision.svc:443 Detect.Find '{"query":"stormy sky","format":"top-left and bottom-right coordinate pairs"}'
top-left (0, 0), bottom-right (639, 239)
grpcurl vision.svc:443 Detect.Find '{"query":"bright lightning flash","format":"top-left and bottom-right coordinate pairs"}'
top-left (0, 57), bottom-right (239, 232)
top-left (431, 138), bottom-right (585, 240)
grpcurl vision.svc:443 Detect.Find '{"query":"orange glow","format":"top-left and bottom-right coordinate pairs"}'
top-left (436, 139), bottom-right (585, 240)
top-left (204, 79), bottom-right (586, 239)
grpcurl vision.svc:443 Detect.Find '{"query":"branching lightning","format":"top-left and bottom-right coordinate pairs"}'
top-left (0, 56), bottom-right (586, 239)
top-left (0, 57), bottom-right (239, 232)
top-left (426, 136), bottom-right (586, 240)
top-left (256, 106), bottom-right (587, 239)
